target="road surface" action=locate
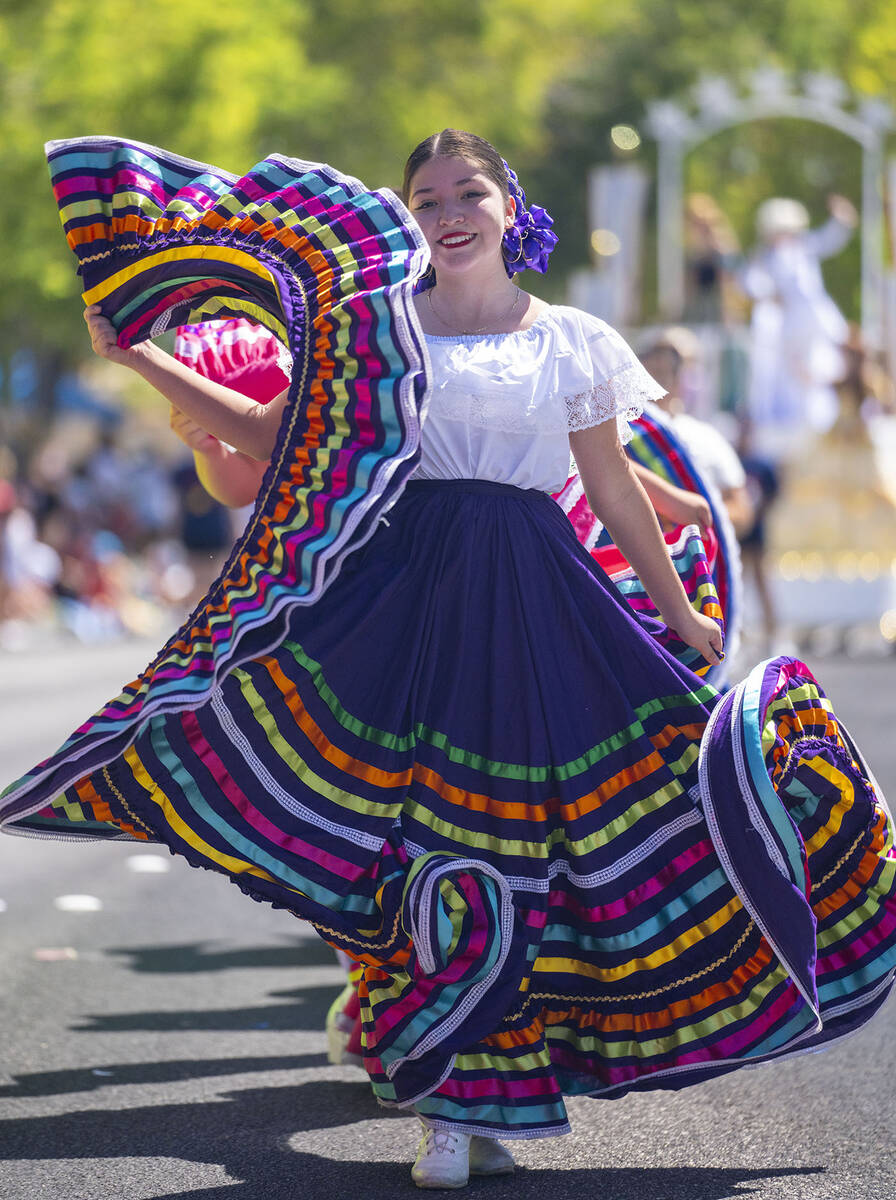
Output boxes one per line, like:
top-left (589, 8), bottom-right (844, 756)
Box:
top-left (1, 636), bottom-right (894, 1199)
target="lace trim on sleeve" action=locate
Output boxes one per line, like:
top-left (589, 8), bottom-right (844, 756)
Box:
top-left (565, 362), bottom-right (665, 443)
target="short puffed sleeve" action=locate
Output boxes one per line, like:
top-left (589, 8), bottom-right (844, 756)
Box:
top-left (552, 307), bottom-right (666, 443)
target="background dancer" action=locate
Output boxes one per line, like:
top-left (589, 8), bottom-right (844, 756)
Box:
top-left (638, 327), bottom-right (753, 537)
top-left (738, 193), bottom-right (858, 462)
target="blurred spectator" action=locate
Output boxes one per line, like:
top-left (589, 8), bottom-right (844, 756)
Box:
top-left (768, 326), bottom-right (896, 569)
top-left (169, 454), bottom-right (238, 607)
top-left (638, 327), bottom-right (754, 537)
top-left (0, 415), bottom-right (213, 648)
top-left (683, 193), bottom-right (743, 326)
top-left (0, 477), bottom-right (61, 648)
top-left (735, 423), bottom-right (782, 655)
top-left (738, 193), bottom-right (858, 461)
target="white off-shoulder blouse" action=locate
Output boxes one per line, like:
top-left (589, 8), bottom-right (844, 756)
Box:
top-left (416, 305), bottom-right (665, 493)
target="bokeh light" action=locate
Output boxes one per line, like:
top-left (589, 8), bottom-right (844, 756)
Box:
top-left (610, 124), bottom-right (641, 151)
top-left (590, 229), bottom-right (621, 256)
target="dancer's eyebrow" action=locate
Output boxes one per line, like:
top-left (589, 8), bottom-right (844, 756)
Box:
top-left (411, 177), bottom-right (476, 197)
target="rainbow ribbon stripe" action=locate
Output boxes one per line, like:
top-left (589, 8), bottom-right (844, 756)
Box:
top-left (598, 524), bottom-right (724, 676)
top-left (1, 137), bottom-right (429, 820)
top-left (556, 405), bottom-right (742, 681)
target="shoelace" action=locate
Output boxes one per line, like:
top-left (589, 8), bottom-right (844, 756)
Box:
top-left (421, 1128), bottom-right (462, 1156)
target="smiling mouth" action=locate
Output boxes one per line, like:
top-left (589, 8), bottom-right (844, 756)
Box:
top-left (438, 233), bottom-right (476, 248)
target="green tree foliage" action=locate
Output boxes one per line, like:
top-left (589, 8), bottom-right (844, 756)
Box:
top-left (534, 0), bottom-right (895, 314)
top-left (0, 0), bottom-right (892, 392)
top-left (0, 0), bottom-right (604, 382)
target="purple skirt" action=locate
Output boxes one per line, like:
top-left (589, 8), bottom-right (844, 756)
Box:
top-left (4, 479), bottom-right (894, 1138)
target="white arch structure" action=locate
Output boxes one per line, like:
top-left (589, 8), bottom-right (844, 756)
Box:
top-left (645, 69), bottom-right (893, 346)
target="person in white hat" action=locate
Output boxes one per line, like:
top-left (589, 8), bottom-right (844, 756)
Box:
top-left (739, 193), bottom-right (857, 461)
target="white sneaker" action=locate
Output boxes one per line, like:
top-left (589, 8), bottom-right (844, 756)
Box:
top-left (469, 1135), bottom-right (514, 1175)
top-left (411, 1122), bottom-right (471, 1190)
top-left (325, 982), bottom-right (361, 1067)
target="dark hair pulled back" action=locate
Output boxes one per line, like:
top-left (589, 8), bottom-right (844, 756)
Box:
top-left (401, 129), bottom-right (509, 205)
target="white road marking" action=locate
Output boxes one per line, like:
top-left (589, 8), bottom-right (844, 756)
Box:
top-left (33, 947), bottom-right (79, 961)
top-left (53, 894), bottom-right (103, 912)
top-left (126, 854), bottom-right (171, 873)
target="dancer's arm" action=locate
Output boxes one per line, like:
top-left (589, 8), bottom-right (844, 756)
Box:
top-left (721, 483), bottom-right (754, 537)
top-left (631, 463), bottom-right (713, 535)
top-left (85, 306), bottom-right (286, 461)
top-left (804, 195), bottom-right (857, 260)
top-left (169, 406), bottom-right (269, 507)
top-left (570, 421), bottom-right (724, 665)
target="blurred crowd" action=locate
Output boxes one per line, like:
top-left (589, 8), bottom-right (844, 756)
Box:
top-left (0, 421), bottom-right (242, 650)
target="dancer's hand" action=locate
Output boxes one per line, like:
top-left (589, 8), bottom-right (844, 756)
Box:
top-left (83, 304), bottom-right (149, 368)
top-left (658, 487), bottom-right (713, 536)
top-left (169, 404), bottom-right (219, 454)
top-left (827, 194), bottom-right (858, 228)
top-left (669, 609), bottom-right (725, 668)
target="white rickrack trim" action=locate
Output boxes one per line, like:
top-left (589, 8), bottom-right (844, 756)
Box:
top-left (150, 306), bottom-right (176, 338)
top-left (401, 806), bottom-right (704, 893)
top-left (385, 856), bottom-right (516, 1079)
top-left (582, 517), bottom-right (604, 551)
top-left (697, 685), bottom-right (821, 1024)
top-left (209, 690), bottom-right (385, 851)
top-left (553, 473), bottom-right (585, 515)
top-left (554, 471), bottom-right (604, 549)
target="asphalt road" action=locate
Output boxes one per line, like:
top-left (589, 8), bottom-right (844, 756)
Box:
top-left (1, 635), bottom-right (894, 1200)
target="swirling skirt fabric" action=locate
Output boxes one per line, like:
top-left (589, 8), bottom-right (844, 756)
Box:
top-left (1, 139), bottom-right (894, 1139)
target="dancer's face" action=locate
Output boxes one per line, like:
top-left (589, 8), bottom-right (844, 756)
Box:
top-left (641, 347), bottom-right (682, 395)
top-left (407, 155), bottom-right (514, 281)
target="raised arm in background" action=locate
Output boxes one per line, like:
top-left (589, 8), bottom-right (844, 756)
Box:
top-left (84, 306), bottom-right (287, 461)
top-left (168, 406), bottom-right (269, 508)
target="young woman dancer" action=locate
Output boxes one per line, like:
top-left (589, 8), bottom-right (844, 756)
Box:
top-left (3, 130), bottom-right (894, 1190)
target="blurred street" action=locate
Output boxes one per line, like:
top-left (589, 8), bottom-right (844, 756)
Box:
top-left (0, 635), bottom-right (894, 1200)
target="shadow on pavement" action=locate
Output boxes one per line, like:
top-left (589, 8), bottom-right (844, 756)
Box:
top-left (105, 938), bottom-right (339, 974)
top-left (157, 1165), bottom-right (825, 1200)
top-left (68, 982), bottom-right (335, 1034)
top-left (0, 1077), bottom-right (825, 1199)
top-left (0, 1053), bottom-right (329, 1098)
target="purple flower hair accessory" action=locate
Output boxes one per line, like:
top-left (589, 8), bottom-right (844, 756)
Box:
top-left (501, 161), bottom-right (558, 277)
